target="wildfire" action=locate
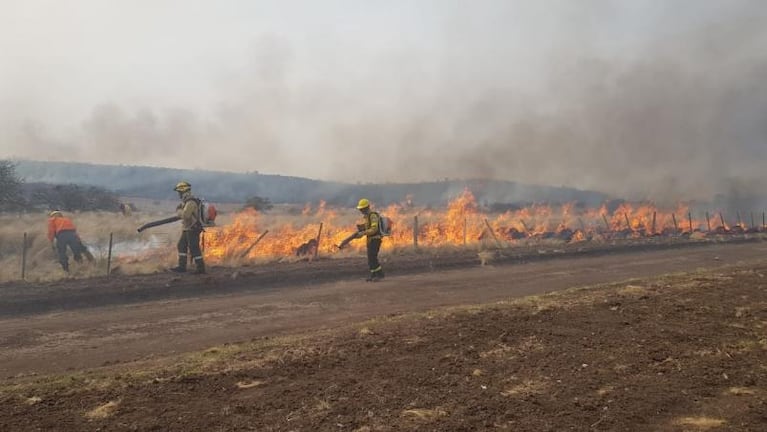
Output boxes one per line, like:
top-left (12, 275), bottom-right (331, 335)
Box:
top-left (199, 189), bottom-right (759, 263)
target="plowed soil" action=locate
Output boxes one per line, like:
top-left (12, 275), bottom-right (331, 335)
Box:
top-left (0, 239), bottom-right (766, 431)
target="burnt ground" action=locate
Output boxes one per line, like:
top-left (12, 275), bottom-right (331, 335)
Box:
top-left (0, 235), bottom-right (761, 317)
top-left (0, 241), bottom-right (766, 430)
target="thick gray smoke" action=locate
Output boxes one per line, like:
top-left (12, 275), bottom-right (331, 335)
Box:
top-left (1, 0), bottom-right (766, 204)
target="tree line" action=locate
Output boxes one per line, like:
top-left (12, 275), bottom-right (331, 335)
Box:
top-left (0, 160), bottom-right (121, 213)
top-left (13, 160), bottom-right (610, 207)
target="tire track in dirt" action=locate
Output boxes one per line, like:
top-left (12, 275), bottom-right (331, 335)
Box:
top-left (0, 237), bottom-right (761, 317)
top-left (0, 240), bottom-right (765, 377)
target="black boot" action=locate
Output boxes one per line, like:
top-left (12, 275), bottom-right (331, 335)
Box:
top-left (193, 258), bottom-right (206, 274)
top-left (370, 269), bottom-right (384, 281)
top-left (366, 269), bottom-right (384, 282)
top-left (170, 255), bottom-right (187, 273)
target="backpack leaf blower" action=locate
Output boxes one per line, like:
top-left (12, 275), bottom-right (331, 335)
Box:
top-left (137, 216), bottom-right (181, 233)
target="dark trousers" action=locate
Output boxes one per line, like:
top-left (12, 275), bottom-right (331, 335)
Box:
top-left (367, 238), bottom-right (382, 274)
top-left (56, 230), bottom-right (84, 271)
top-left (177, 229), bottom-right (203, 268)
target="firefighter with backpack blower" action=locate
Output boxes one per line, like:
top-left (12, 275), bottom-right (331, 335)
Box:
top-left (337, 198), bottom-right (389, 281)
top-left (170, 181), bottom-right (207, 274)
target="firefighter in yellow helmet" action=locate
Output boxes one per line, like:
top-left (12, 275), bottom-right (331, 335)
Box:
top-left (354, 198), bottom-right (385, 281)
top-left (170, 181), bottom-right (206, 274)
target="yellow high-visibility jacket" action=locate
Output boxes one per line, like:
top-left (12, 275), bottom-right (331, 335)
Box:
top-left (177, 195), bottom-right (201, 231)
top-left (361, 212), bottom-right (382, 241)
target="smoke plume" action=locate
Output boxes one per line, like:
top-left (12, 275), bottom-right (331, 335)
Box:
top-left (1, 0), bottom-right (766, 203)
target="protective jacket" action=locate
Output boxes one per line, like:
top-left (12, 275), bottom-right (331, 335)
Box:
top-left (177, 193), bottom-right (201, 231)
top-left (48, 217), bottom-right (77, 241)
top-left (360, 212), bottom-right (382, 241)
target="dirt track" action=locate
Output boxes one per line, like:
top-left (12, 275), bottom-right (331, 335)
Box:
top-left (1, 240), bottom-right (765, 378)
top-left (0, 236), bottom-right (754, 317)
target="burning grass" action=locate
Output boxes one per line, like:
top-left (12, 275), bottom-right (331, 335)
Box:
top-left (2, 190), bottom-right (764, 283)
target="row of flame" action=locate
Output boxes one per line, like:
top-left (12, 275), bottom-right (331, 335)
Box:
top-left (201, 189), bottom-right (759, 261)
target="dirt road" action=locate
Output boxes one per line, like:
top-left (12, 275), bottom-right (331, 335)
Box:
top-left (1, 241), bottom-right (765, 377)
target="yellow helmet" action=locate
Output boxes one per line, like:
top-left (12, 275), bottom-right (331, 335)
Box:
top-left (356, 198), bottom-right (370, 210)
top-left (174, 181), bottom-right (192, 193)
top-left (49, 210), bottom-right (63, 218)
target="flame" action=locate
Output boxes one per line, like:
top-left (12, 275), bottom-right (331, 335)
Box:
top-left (186, 190), bottom-right (752, 264)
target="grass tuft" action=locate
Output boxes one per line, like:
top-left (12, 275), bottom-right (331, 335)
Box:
top-left (84, 400), bottom-right (120, 420)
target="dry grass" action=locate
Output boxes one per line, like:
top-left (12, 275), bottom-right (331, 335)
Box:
top-left (617, 284), bottom-right (650, 296)
top-left (0, 211), bottom-right (177, 282)
top-left (1, 204), bottom-right (386, 282)
top-left (314, 399), bottom-right (332, 412)
top-left (8, 203), bottom-right (720, 283)
top-left (500, 378), bottom-right (549, 397)
top-left (674, 416), bottom-right (726, 429)
top-left (0, 206), bottom-right (562, 283)
top-left (235, 380), bottom-right (264, 389)
top-left (596, 385), bottom-right (614, 396)
top-left (477, 250), bottom-right (498, 266)
top-left (726, 387), bottom-right (757, 396)
top-left (24, 396), bottom-right (42, 405)
top-left (358, 326), bottom-right (375, 335)
top-left (84, 400), bottom-right (120, 419)
top-left (401, 408), bottom-right (448, 421)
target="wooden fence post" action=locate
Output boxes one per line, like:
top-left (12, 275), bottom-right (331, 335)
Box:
top-left (107, 232), bottom-right (114, 276)
top-left (484, 218), bottom-right (503, 249)
top-left (413, 215), bottom-right (419, 248)
top-left (520, 220), bottom-right (531, 237)
top-left (314, 222), bottom-right (323, 259)
top-left (688, 212), bottom-right (693, 233)
top-left (21, 232), bottom-right (28, 281)
top-left (240, 230), bottom-right (269, 259)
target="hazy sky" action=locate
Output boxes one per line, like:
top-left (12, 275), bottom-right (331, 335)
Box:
top-left (1, 0), bottom-right (766, 200)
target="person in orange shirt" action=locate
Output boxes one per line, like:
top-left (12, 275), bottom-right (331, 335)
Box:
top-left (47, 210), bottom-right (88, 272)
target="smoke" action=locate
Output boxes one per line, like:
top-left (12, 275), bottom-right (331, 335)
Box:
top-left (1, 0), bottom-right (766, 203)
top-left (323, 0), bottom-right (767, 204)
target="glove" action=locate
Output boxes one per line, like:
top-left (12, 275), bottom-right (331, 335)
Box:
top-left (354, 231), bottom-right (365, 239)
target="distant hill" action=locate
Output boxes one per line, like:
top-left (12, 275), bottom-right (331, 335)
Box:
top-left (13, 160), bottom-right (609, 207)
